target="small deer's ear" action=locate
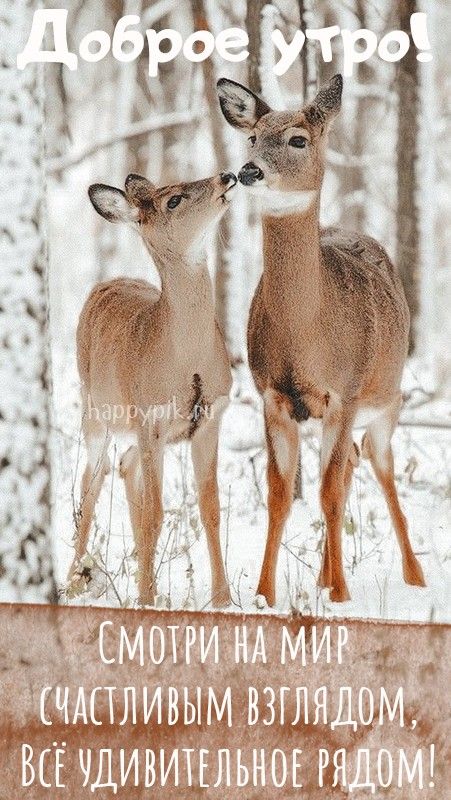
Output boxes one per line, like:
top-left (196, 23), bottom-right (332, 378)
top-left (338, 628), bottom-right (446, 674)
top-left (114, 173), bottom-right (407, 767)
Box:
top-left (217, 78), bottom-right (271, 131)
top-left (124, 173), bottom-right (156, 208)
top-left (305, 74), bottom-right (343, 126)
top-left (88, 184), bottom-right (139, 224)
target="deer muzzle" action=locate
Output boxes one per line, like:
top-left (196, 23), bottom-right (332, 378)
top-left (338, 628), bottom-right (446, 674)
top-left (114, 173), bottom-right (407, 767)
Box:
top-left (216, 172), bottom-right (237, 203)
top-left (238, 162), bottom-right (264, 186)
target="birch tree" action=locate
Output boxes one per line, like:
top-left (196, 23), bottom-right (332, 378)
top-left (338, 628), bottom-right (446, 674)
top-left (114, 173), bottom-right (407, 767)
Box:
top-left (246, 0), bottom-right (267, 94)
top-left (0, 0), bottom-right (57, 602)
top-left (192, 0), bottom-right (245, 362)
top-left (298, 0), bottom-right (319, 100)
top-left (396, 0), bottom-right (420, 353)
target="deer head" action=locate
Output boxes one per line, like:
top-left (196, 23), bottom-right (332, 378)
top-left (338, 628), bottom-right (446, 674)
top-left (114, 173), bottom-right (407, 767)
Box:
top-left (217, 75), bottom-right (342, 198)
top-left (88, 171), bottom-right (237, 254)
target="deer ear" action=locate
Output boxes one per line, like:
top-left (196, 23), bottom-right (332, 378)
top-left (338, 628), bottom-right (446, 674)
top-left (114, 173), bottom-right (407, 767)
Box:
top-left (217, 78), bottom-right (271, 131)
top-left (124, 173), bottom-right (156, 208)
top-left (305, 74), bottom-right (343, 126)
top-left (88, 184), bottom-right (139, 224)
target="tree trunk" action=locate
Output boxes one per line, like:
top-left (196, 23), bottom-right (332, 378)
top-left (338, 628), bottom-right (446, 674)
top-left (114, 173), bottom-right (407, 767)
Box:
top-left (0, 0), bottom-right (57, 603)
top-left (95, 0), bottom-right (142, 282)
top-left (246, 0), bottom-right (266, 94)
top-left (396, 0), bottom-right (420, 354)
top-left (298, 0), bottom-right (319, 101)
top-left (335, 0), bottom-right (375, 232)
top-left (192, 0), bottom-right (243, 362)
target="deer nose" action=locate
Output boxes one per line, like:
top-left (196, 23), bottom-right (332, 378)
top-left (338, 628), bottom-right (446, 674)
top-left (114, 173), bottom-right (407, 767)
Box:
top-left (238, 162), bottom-right (264, 186)
top-left (220, 172), bottom-right (237, 186)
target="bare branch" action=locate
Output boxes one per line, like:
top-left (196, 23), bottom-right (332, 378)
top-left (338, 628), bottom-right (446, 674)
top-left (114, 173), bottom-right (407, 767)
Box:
top-left (47, 110), bottom-right (198, 174)
top-left (398, 417), bottom-right (451, 430)
top-left (141, 0), bottom-right (180, 28)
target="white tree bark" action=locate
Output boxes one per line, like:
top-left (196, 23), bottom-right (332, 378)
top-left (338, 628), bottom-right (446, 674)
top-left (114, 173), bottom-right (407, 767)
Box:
top-left (417, 0), bottom-right (437, 368)
top-left (259, 4), bottom-right (285, 109)
top-left (0, 0), bottom-right (56, 602)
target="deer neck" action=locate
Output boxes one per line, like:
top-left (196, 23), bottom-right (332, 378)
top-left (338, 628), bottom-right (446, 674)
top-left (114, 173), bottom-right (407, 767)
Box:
top-left (261, 193), bottom-right (322, 321)
top-left (146, 241), bottom-right (215, 330)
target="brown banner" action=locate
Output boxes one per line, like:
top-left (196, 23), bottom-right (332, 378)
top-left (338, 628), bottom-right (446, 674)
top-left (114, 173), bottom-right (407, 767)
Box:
top-left (0, 604), bottom-right (449, 798)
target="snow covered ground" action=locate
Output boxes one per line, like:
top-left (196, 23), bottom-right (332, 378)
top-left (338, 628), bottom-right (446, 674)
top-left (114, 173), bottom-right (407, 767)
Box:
top-left (52, 214), bottom-right (451, 622)
top-left (51, 360), bottom-right (451, 622)
top-left (48, 180), bottom-right (451, 623)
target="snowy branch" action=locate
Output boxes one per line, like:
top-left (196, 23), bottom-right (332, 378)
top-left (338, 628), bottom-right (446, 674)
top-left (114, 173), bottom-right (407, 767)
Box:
top-left (48, 110), bottom-right (199, 174)
top-left (397, 417), bottom-right (451, 430)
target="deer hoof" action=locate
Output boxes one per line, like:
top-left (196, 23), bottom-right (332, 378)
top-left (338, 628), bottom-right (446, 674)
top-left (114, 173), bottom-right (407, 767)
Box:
top-left (317, 566), bottom-right (333, 589)
top-left (138, 590), bottom-right (155, 608)
top-left (329, 583), bottom-right (351, 603)
top-left (255, 594), bottom-right (268, 610)
top-left (256, 582), bottom-right (275, 608)
top-left (213, 586), bottom-right (232, 608)
top-left (404, 559), bottom-right (426, 588)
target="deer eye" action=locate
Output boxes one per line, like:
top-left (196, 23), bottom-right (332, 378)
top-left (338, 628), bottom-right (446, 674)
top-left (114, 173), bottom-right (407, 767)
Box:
top-left (248, 135), bottom-right (256, 146)
top-left (289, 135), bottom-right (307, 148)
top-left (167, 194), bottom-right (182, 209)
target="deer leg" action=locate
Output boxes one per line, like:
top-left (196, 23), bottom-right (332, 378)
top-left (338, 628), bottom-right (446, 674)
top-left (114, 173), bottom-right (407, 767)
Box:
top-left (136, 435), bottom-right (164, 606)
top-left (318, 440), bottom-right (359, 589)
top-left (362, 399), bottom-right (425, 588)
top-left (68, 428), bottom-right (110, 580)
top-left (344, 441), bottom-right (360, 501)
top-left (257, 389), bottom-right (299, 607)
top-left (319, 402), bottom-right (355, 602)
top-left (191, 396), bottom-right (230, 608)
top-left (119, 445), bottom-right (143, 555)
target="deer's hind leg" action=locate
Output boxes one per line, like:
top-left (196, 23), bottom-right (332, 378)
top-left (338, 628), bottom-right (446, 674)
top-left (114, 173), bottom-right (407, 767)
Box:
top-left (136, 430), bottom-right (164, 606)
top-left (318, 397), bottom-right (356, 602)
top-left (319, 440), bottom-right (360, 590)
top-left (362, 397), bottom-right (425, 588)
top-left (191, 396), bottom-right (231, 608)
top-left (257, 389), bottom-right (300, 607)
top-left (69, 420), bottom-right (111, 580)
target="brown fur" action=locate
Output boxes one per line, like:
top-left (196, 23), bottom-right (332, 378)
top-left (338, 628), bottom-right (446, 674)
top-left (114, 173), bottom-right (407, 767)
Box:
top-left (218, 75), bottom-right (425, 604)
top-left (70, 172), bottom-right (235, 607)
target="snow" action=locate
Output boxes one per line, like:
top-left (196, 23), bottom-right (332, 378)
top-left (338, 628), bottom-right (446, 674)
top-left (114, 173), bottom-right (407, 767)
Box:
top-left (0, 0), bottom-right (55, 603)
top-left (51, 353), bottom-right (451, 622)
top-left (47, 174), bottom-right (451, 623)
top-left (2, 0), bottom-right (448, 618)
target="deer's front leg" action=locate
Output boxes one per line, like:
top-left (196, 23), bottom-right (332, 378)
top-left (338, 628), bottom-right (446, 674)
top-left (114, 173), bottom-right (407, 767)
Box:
top-left (191, 396), bottom-right (230, 608)
top-left (257, 389), bottom-right (299, 607)
top-left (136, 433), bottom-right (164, 607)
top-left (319, 401), bottom-right (355, 602)
top-left (68, 426), bottom-right (111, 582)
top-left (119, 445), bottom-right (142, 555)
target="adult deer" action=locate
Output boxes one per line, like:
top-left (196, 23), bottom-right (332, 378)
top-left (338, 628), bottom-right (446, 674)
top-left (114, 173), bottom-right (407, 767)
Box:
top-left (217, 74), bottom-right (425, 604)
top-left (69, 171), bottom-right (237, 606)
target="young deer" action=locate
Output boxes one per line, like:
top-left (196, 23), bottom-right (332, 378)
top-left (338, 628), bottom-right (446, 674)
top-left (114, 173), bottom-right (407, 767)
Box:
top-left (70, 171), bottom-right (237, 606)
top-left (217, 74), bottom-right (426, 604)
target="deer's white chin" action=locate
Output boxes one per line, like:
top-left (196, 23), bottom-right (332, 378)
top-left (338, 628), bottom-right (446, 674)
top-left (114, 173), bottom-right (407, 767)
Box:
top-left (251, 186), bottom-right (317, 216)
top-left (216, 181), bottom-right (237, 205)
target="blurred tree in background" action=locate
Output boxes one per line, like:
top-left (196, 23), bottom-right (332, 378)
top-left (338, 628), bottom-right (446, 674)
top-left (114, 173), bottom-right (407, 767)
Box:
top-left (0, 0), bottom-right (57, 602)
top-left (396, 0), bottom-right (421, 354)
